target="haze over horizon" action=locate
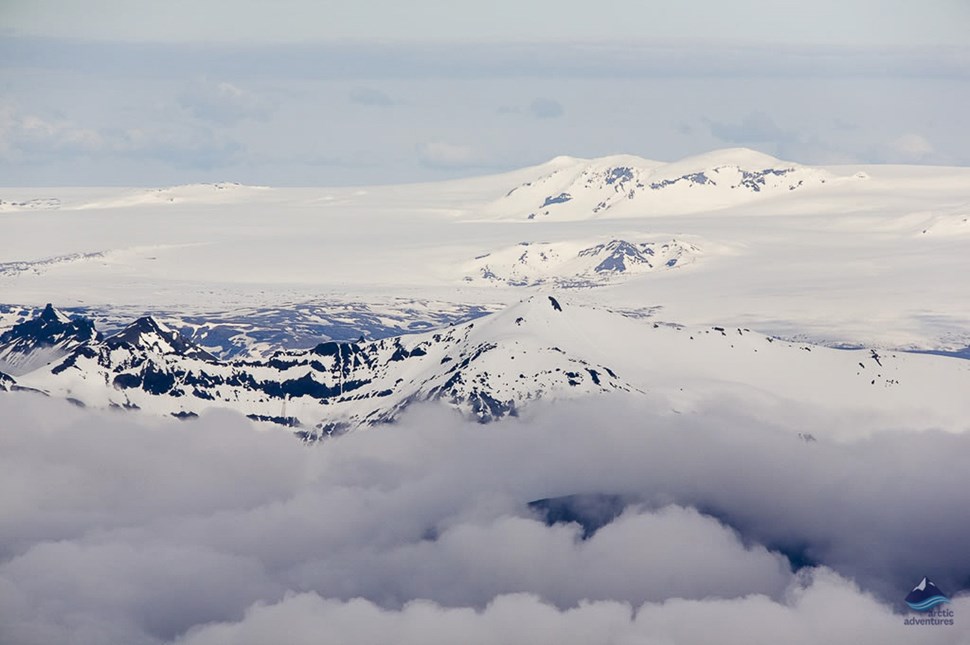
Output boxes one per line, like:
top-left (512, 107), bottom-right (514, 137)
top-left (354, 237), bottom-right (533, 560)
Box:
top-left (2, 0), bottom-right (969, 186)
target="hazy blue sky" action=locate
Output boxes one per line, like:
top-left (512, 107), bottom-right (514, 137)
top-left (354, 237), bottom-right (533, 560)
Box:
top-left (6, 0), bottom-right (969, 45)
top-left (2, 1), bottom-right (968, 185)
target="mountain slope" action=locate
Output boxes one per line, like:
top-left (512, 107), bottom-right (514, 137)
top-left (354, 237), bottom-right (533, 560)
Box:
top-left (482, 148), bottom-right (854, 220)
top-left (14, 296), bottom-right (970, 440)
top-left (0, 304), bottom-right (101, 376)
top-left (462, 238), bottom-right (700, 287)
top-left (103, 316), bottom-right (216, 361)
top-left (20, 297), bottom-right (638, 437)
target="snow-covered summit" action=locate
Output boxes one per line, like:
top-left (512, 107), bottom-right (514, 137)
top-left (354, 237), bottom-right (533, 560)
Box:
top-left (21, 295), bottom-right (638, 435)
top-left (483, 147), bottom-right (846, 220)
top-left (105, 316), bottom-right (216, 361)
top-left (14, 296), bottom-right (970, 440)
top-left (71, 182), bottom-right (272, 210)
top-left (0, 197), bottom-right (61, 212)
top-left (0, 304), bottom-right (100, 376)
top-left (463, 237), bottom-right (699, 287)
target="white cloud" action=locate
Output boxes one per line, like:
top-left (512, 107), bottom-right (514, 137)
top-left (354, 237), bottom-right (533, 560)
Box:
top-left (708, 111), bottom-right (787, 143)
top-left (3, 36), bottom-right (969, 185)
top-left (176, 571), bottom-right (964, 645)
top-left (529, 98), bottom-right (564, 120)
top-left (416, 141), bottom-right (481, 169)
top-left (1, 392), bottom-right (969, 643)
top-left (349, 87), bottom-right (397, 107)
top-left (0, 103), bottom-right (105, 159)
top-left (884, 133), bottom-right (936, 162)
top-left (0, 102), bottom-right (243, 170)
top-left (293, 506), bottom-right (791, 608)
top-left (178, 79), bottom-right (273, 124)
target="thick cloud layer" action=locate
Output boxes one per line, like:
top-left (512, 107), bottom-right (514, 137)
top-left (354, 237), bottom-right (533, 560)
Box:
top-left (1, 391), bottom-right (968, 644)
top-left (175, 573), bottom-right (970, 645)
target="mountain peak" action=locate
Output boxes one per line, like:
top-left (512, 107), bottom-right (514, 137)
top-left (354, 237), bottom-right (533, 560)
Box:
top-left (14, 297), bottom-right (970, 438)
top-left (0, 304), bottom-right (101, 376)
top-left (486, 147), bottom-right (839, 221)
top-left (132, 315), bottom-right (170, 334)
top-left (106, 315), bottom-right (214, 361)
top-left (462, 236), bottom-right (698, 287)
top-left (40, 303), bottom-right (73, 324)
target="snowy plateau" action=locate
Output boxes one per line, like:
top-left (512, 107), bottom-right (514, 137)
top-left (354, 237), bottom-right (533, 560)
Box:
top-left (6, 147), bottom-right (970, 645)
top-left (1, 148), bottom-right (970, 438)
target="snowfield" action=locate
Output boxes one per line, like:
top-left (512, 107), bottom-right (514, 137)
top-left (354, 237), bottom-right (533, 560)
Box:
top-left (3, 148), bottom-right (970, 645)
top-left (1, 148), bottom-right (969, 437)
top-left (1, 148), bottom-right (968, 354)
top-left (6, 295), bottom-right (970, 439)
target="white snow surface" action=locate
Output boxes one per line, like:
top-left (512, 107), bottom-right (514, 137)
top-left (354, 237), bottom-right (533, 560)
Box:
top-left (16, 295), bottom-right (970, 438)
top-left (481, 148), bottom-right (840, 221)
top-left (462, 238), bottom-right (700, 287)
top-left (1, 148), bottom-right (969, 352)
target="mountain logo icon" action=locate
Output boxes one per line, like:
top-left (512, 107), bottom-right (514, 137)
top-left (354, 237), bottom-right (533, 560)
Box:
top-left (905, 577), bottom-right (951, 612)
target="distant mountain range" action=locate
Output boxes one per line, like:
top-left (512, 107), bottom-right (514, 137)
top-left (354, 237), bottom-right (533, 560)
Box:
top-left (5, 297), bottom-right (970, 441)
top-left (463, 238), bottom-right (700, 287)
top-left (0, 300), bottom-right (497, 361)
top-left (2, 147), bottom-right (969, 435)
top-left (482, 148), bottom-right (865, 220)
top-left (0, 303), bottom-right (101, 375)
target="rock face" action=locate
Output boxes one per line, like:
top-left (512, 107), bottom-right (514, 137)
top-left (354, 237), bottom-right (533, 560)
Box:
top-left (19, 296), bottom-right (637, 438)
top-left (103, 316), bottom-right (216, 361)
top-left (0, 304), bottom-right (101, 376)
top-left (11, 295), bottom-right (970, 442)
top-left (464, 238), bottom-right (699, 287)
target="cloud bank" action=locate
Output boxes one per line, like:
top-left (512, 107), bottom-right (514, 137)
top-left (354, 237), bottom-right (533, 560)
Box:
top-left (178, 79), bottom-right (273, 124)
top-left (177, 572), bottom-right (966, 645)
top-left (1, 391), bottom-right (968, 644)
top-left (3, 34), bottom-right (969, 185)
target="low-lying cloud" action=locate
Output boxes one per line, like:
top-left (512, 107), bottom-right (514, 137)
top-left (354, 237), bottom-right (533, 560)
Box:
top-left (0, 102), bottom-right (243, 170)
top-left (528, 98), bottom-right (564, 120)
top-left (1, 391), bottom-right (968, 644)
top-left (177, 572), bottom-right (968, 645)
top-left (178, 79), bottom-right (273, 124)
top-left (349, 87), bottom-right (397, 107)
top-left (416, 141), bottom-right (483, 169)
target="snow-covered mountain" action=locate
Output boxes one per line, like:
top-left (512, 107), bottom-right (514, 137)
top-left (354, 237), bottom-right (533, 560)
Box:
top-left (71, 182), bottom-right (274, 210)
top-left (103, 316), bottom-right (217, 361)
top-left (14, 296), bottom-right (970, 440)
top-left (20, 296), bottom-right (636, 438)
top-left (2, 148), bottom-right (969, 363)
top-left (0, 304), bottom-right (101, 376)
top-left (0, 300), bottom-right (498, 361)
top-left (463, 238), bottom-right (700, 287)
top-left (483, 148), bottom-right (855, 220)
top-left (0, 197), bottom-right (61, 212)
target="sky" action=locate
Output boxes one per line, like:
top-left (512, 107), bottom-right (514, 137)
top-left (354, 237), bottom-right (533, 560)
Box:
top-left (1, 1), bottom-right (969, 185)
